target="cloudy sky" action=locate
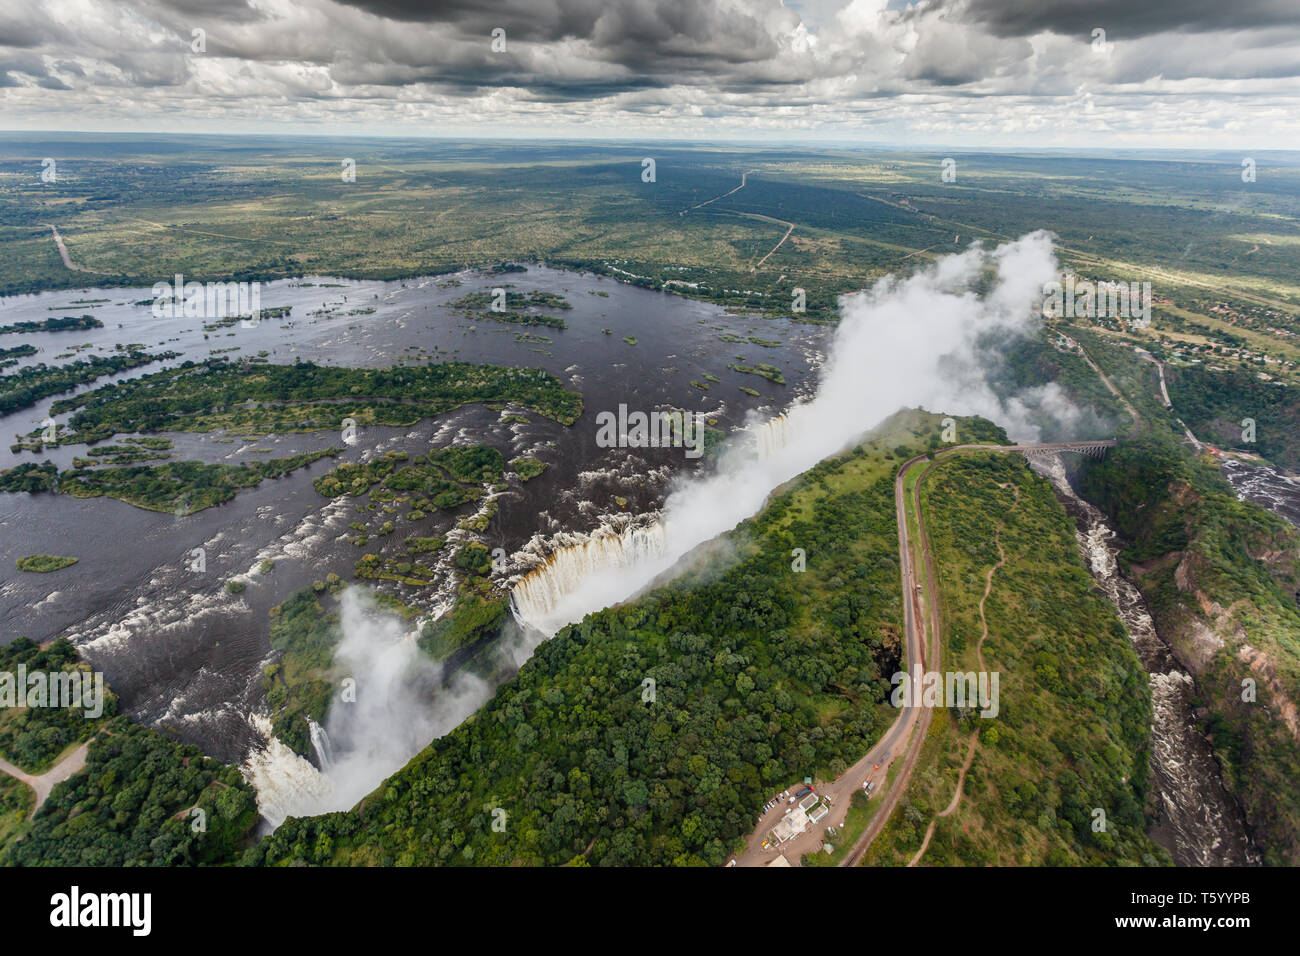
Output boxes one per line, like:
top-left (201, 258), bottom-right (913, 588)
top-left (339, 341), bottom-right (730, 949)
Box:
top-left (3, 0), bottom-right (1299, 146)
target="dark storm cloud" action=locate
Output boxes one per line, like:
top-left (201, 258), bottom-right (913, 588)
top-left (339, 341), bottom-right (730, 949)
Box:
top-left (336, 0), bottom-right (786, 65)
top-left (336, 0), bottom-right (601, 38)
top-left (3, 0), bottom-right (1298, 143)
top-left (946, 0), bottom-right (1300, 39)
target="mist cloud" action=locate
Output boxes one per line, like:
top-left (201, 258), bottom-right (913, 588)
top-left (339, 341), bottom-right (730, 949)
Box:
top-left (246, 587), bottom-right (489, 825)
top-left (514, 230), bottom-right (1065, 636)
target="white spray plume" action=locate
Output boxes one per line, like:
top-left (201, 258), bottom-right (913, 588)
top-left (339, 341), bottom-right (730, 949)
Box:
top-left (250, 232), bottom-right (1066, 822)
top-left (514, 231), bottom-right (1065, 636)
top-left (247, 587), bottom-right (488, 824)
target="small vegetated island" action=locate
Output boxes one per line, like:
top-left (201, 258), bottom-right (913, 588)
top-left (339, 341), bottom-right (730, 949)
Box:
top-left (15, 554), bottom-right (78, 573)
top-left (728, 361), bottom-right (786, 385)
top-left (448, 289), bottom-right (572, 329)
top-left (0, 358), bottom-right (582, 514)
top-left (1, 345), bottom-right (176, 417)
top-left (510, 456), bottom-right (547, 481)
top-left (0, 345), bottom-right (37, 370)
top-left (0, 314), bottom-right (102, 336)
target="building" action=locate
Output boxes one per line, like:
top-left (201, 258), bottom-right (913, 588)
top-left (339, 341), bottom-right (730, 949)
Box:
top-left (770, 806), bottom-right (810, 844)
top-left (770, 793), bottom-right (828, 844)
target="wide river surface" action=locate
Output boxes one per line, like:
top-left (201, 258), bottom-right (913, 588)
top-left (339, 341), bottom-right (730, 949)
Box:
top-left (0, 267), bottom-right (824, 766)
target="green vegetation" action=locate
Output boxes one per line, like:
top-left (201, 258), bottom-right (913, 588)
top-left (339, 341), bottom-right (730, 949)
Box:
top-left (1, 347), bottom-right (172, 417)
top-left (15, 554), bottom-right (77, 573)
top-left (41, 358), bottom-right (582, 445)
top-left (418, 595), bottom-right (509, 663)
top-left (728, 362), bottom-right (786, 385)
top-left (868, 452), bottom-right (1165, 866)
top-left (1167, 364), bottom-right (1300, 470)
top-left (0, 344), bottom-right (36, 366)
top-left (51, 447), bottom-right (340, 514)
top-left (0, 638), bottom-right (115, 774)
top-left (994, 327), bottom-right (1130, 439)
top-left (449, 289), bottom-right (571, 329)
top-left (72, 440), bottom-right (174, 467)
top-left (510, 456), bottom-right (547, 481)
top-left (0, 776), bottom-right (33, 848)
top-left (316, 445), bottom-right (504, 584)
top-left (2, 719), bottom-right (258, 866)
top-left (1080, 437), bottom-right (1300, 864)
top-left (264, 584), bottom-right (345, 757)
top-left (0, 314), bottom-right (101, 335)
top-left (0, 462), bottom-right (57, 492)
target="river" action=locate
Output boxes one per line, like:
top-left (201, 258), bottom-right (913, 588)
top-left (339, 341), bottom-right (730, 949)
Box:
top-left (0, 266), bottom-right (823, 813)
top-left (1034, 453), bottom-right (1260, 866)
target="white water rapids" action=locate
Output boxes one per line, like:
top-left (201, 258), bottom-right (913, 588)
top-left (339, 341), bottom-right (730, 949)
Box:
top-left (1034, 454), bottom-right (1259, 866)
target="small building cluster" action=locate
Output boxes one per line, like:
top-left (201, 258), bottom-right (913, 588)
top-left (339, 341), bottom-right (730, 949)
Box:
top-left (769, 788), bottom-right (828, 845)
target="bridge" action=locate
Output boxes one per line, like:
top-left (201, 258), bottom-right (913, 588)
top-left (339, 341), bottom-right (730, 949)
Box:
top-left (1011, 439), bottom-right (1117, 461)
top-left (940, 439), bottom-right (1118, 462)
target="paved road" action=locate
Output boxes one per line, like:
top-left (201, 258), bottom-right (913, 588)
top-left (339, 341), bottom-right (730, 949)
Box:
top-left (733, 450), bottom-right (932, 867)
top-left (733, 438), bottom-right (1117, 867)
top-left (1135, 347), bottom-right (1203, 449)
top-left (840, 451), bottom-right (940, 865)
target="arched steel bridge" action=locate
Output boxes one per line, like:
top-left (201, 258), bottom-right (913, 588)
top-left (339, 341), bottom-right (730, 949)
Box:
top-left (939, 439), bottom-right (1118, 461)
top-left (1010, 439), bottom-right (1117, 461)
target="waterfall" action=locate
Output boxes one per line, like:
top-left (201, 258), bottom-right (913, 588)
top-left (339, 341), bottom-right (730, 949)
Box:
top-left (510, 520), bottom-right (670, 635)
top-left (508, 233), bottom-right (1066, 641)
top-left (242, 714), bottom-right (333, 828)
top-left (308, 719), bottom-right (334, 771)
top-left (244, 589), bottom-right (489, 826)
top-left (508, 413), bottom-right (796, 637)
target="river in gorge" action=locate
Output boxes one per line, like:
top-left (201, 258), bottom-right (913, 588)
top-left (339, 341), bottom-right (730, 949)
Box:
top-left (1033, 453), bottom-right (1261, 866)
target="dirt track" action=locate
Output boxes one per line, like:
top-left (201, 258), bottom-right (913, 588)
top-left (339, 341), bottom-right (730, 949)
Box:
top-left (0, 741), bottom-right (92, 816)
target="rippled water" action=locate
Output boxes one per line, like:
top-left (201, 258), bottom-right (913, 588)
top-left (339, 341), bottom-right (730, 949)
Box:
top-left (1221, 457), bottom-right (1300, 530)
top-left (0, 267), bottom-right (824, 770)
top-left (1034, 453), bottom-right (1259, 867)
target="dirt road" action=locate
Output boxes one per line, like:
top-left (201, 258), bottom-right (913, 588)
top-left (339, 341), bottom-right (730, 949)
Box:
top-left (0, 741), bottom-right (91, 816)
top-left (42, 223), bottom-right (105, 274)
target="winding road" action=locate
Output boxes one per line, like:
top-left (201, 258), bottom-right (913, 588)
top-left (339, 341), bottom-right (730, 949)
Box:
top-left (732, 437), bottom-right (1116, 866)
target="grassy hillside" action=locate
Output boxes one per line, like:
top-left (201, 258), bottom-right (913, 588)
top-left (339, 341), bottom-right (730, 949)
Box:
top-left (867, 452), bottom-right (1165, 866)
